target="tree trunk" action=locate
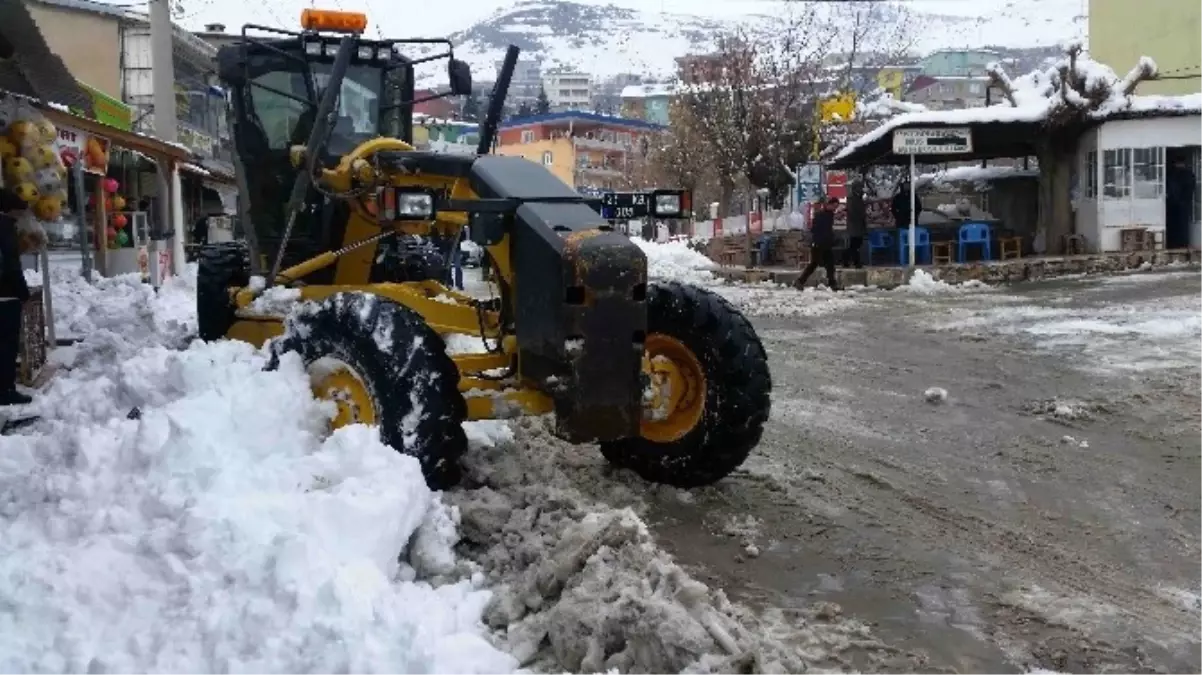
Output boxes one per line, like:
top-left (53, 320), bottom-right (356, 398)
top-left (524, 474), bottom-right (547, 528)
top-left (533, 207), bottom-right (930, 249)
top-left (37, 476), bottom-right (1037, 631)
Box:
top-left (1036, 137), bottom-right (1077, 255)
top-left (718, 177), bottom-right (735, 221)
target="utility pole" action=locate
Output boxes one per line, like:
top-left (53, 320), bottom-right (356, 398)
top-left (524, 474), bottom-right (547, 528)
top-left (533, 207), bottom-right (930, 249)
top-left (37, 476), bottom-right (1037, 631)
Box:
top-left (149, 0), bottom-right (177, 143)
top-left (148, 0), bottom-right (185, 279)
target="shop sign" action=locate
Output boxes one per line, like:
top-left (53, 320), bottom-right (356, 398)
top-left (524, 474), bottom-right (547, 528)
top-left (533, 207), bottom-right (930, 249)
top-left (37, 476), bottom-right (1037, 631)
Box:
top-left (55, 125), bottom-right (111, 176)
top-left (177, 126), bottom-right (215, 158)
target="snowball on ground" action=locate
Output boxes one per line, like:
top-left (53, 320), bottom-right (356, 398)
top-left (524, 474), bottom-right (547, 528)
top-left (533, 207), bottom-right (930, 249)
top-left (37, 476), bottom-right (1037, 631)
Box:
top-left (0, 265), bottom-right (516, 673)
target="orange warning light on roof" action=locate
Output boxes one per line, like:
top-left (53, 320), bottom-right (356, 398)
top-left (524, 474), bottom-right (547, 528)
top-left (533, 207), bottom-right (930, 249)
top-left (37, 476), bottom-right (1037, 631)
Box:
top-left (300, 9), bottom-right (368, 34)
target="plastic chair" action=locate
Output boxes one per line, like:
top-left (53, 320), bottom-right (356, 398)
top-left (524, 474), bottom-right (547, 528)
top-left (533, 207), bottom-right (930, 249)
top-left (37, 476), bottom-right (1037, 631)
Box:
top-left (897, 227), bottom-right (931, 264)
top-left (957, 222), bottom-right (992, 261)
top-left (867, 230), bottom-right (892, 266)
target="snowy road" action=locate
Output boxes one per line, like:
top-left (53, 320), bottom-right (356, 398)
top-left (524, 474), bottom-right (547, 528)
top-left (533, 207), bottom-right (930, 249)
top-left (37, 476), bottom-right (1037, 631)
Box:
top-left (4, 247), bottom-right (1198, 673)
top-left (636, 267), bottom-right (1202, 673)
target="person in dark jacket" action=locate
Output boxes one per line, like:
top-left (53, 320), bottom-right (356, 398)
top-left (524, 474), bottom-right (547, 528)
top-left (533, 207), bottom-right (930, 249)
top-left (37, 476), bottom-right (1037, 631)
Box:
top-left (795, 197), bottom-right (839, 290)
top-left (1166, 157), bottom-right (1196, 250)
top-left (0, 187), bottom-right (32, 405)
top-left (843, 177), bottom-right (866, 268)
top-left (891, 179), bottom-right (921, 229)
top-left (191, 213), bottom-right (210, 247)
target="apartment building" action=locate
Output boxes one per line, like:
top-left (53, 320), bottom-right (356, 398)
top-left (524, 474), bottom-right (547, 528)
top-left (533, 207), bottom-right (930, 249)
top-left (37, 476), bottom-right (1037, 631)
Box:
top-left (495, 111), bottom-right (661, 192)
top-left (542, 70), bottom-right (592, 111)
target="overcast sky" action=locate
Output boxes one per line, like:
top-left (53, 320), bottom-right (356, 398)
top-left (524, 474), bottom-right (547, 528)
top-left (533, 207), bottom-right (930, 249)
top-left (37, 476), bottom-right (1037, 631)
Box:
top-left (155, 0), bottom-right (1082, 41)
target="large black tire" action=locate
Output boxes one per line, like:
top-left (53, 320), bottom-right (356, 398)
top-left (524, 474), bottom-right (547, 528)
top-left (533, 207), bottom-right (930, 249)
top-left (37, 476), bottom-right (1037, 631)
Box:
top-left (267, 292), bottom-right (467, 490)
top-left (197, 242), bottom-right (251, 341)
top-left (600, 282), bottom-right (772, 487)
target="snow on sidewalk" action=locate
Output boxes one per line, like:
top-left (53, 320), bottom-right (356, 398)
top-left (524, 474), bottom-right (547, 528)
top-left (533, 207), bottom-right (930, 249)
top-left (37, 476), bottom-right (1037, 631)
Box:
top-left (0, 266), bottom-right (516, 673)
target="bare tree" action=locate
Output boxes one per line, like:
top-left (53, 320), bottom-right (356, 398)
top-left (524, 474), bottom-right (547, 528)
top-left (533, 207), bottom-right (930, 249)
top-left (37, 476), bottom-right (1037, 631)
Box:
top-left (987, 43), bottom-right (1157, 253)
top-left (664, 0), bottom-right (918, 216)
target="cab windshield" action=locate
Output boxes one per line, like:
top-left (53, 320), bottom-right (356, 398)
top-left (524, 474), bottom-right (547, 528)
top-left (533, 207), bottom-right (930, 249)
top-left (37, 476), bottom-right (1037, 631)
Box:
top-left (248, 61), bottom-right (383, 156)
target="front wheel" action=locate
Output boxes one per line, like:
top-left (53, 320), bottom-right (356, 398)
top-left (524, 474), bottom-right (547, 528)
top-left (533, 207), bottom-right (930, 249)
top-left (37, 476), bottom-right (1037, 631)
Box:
top-left (599, 282), bottom-right (772, 487)
top-left (267, 293), bottom-right (467, 490)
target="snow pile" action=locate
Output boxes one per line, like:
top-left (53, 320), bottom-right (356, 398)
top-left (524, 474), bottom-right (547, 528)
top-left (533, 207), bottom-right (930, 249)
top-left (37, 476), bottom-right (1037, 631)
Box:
top-left (33, 264), bottom-right (197, 345)
top-left (448, 418), bottom-right (891, 673)
top-left (896, 269), bottom-right (987, 295)
top-left (631, 237), bottom-right (717, 284)
top-left (0, 271), bottom-right (517, 673)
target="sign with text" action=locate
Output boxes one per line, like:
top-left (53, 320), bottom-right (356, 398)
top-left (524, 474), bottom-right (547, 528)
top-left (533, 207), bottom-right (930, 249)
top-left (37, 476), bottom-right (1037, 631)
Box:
top-left (891, 127), bottom-right (973, 155)
top-left (55, 125), bottom-right (110, 175)
top-left (600, 191), bottom-right (649, 220)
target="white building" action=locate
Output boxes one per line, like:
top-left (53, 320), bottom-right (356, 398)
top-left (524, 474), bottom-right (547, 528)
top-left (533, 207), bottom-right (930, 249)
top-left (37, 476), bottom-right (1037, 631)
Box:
top-left (1074, 110), bottom-right (1202, 251)
top-left (542, 71), bottom-right (592, 112)
top-left (500, 58), bottom-right (543, 108)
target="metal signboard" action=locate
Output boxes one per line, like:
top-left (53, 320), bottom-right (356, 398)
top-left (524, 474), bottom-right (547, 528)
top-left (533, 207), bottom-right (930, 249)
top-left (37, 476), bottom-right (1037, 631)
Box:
top-left (600, 191), bottom-right (650, 220)
top-left (891, 127), bottom-right (973, 155)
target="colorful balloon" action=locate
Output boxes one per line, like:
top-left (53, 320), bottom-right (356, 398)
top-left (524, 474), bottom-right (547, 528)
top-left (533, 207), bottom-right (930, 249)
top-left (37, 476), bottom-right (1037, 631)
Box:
top-left (112, 213), bottom-right (128, 229)
top-left (103, 177), bottom-right (119, 194)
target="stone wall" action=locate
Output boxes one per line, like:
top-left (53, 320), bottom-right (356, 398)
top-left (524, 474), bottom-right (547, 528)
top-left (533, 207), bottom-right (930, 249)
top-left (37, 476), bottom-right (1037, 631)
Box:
top-left (713, 249), bottom-right (1201, 289)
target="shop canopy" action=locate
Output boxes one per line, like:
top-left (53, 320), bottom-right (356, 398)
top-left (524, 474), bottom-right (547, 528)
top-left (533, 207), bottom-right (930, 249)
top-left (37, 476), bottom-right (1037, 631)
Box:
top-left (826, 118), bottom-right (1045, 169)
top-left (38, 103), bottom-right (193, 164)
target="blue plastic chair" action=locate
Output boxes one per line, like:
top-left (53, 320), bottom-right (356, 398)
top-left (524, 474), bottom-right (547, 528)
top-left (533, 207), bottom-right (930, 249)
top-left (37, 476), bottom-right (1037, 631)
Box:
top-left (957, 222), bottom-right (992, 262)
top-left (897, 227), bottom-right (931, 264)
top-left (867, 230), bottom-right (892, 266)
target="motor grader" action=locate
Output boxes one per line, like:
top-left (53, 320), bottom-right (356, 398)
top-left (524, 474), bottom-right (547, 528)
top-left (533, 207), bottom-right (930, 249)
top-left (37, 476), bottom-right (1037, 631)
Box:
top-left (200, 8), bottom-right (772, 489)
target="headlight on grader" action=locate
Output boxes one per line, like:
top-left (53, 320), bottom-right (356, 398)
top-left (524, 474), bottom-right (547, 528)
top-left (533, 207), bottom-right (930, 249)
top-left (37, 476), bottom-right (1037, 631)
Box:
top-left (653, 193), bottom-right (681, 218)
top-left (398, 192), bottom-right (434, 219)
top-left (377, 187), bottom-right (437, 221)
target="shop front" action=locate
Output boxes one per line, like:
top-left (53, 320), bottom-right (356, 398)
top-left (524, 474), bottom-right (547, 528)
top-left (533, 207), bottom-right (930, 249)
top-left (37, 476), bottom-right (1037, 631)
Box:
top-left (39, 102), bottom-right (193, 284)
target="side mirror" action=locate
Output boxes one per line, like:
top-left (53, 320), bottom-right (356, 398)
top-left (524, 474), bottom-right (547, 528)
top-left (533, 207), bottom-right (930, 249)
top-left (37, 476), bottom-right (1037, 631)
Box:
top-left (449, 59), bottom-right (472, 96)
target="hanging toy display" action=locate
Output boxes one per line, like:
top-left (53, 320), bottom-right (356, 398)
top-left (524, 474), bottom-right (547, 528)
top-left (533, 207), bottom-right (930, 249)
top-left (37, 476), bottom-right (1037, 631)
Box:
top-left (0, 96), bottom-right (70, 251)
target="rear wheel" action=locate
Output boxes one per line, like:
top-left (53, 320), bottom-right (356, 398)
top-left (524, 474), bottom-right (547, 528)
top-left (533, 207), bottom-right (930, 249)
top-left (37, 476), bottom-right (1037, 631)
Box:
top-left (600, 282), bottom-right (772, 487)
top-left (197, 242), bottom-right (250, 341)
top-left (268, 292), bottom-right (467, 490)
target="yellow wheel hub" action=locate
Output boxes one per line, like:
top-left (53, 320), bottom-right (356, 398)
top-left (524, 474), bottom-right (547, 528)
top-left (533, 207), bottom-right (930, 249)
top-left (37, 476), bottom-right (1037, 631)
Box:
top-left (640, 333), bottom-right (707, 443)
top-left (308, 357), bottom-right (376, 430)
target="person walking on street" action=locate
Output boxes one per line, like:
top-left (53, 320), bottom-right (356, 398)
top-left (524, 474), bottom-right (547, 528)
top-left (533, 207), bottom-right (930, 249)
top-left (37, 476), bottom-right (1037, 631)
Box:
top-left (843, 177), bottom-right (866, 268)
top-left (1166, 156), bottom-right (1196, 249)
top-left (0, 187), bottom-right (32, 406)
top-left (795, 197), bottom-right (839, 290)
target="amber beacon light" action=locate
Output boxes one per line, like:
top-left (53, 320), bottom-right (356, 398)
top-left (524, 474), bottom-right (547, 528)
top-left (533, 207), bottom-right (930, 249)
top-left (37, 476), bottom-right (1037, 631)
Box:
top-left (300, 9), bottom-right (369, 33)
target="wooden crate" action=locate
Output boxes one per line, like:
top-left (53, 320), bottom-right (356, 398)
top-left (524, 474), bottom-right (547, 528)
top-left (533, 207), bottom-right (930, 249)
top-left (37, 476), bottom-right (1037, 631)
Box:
top-left (18, 287), bottom-right (47, 386)
top-left (773, 231), bottom-right (809, 267)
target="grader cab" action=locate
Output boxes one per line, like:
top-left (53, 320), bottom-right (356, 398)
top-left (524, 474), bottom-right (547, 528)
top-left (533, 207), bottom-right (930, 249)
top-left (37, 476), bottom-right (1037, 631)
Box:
top-left (200, 9), bottom-right (772, 489)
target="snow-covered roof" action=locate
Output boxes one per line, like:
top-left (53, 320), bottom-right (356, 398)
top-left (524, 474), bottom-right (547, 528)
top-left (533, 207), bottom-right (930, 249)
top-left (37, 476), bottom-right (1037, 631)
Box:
top-left (620, 83), bottom-right (677, 99)
top-left (833, 51), bottom-right (1202, 165)
top-left (917, 164), bottom-right (1038, 188)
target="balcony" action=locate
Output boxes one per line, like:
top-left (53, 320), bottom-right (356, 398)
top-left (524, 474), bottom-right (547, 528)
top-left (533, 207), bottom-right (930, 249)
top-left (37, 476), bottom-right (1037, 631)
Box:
top-left (575, 163), bottom-right (624, 178)
top-left (573, 136), bottom-right (630, 152)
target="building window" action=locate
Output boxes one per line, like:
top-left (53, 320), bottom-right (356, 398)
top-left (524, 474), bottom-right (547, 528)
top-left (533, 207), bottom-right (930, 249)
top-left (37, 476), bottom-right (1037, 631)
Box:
top-left (617, 132), bottom-right (632, 146)
top-left (1084, 150), bottom-right (1097, 198)
top-left (542, 150), bottom-right (553, 166)
top-left (521, 129), bottom-right (534, 143)
top-left (1131, 146), bottom-right (1164, 199)
top-left (968, 82), bottom-right (983, 95)
top-left (1102, 148), bottom-right (1131, 198)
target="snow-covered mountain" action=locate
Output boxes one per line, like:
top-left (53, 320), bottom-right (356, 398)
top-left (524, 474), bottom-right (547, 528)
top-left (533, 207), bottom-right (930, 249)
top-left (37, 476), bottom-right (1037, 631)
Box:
top-left (429, 0), bottom-right (1083, 85)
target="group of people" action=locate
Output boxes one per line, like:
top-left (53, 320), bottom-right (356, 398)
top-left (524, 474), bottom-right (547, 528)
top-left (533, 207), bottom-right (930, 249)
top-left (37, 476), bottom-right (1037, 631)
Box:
top-left (794, 178), bottom-right (922, 291)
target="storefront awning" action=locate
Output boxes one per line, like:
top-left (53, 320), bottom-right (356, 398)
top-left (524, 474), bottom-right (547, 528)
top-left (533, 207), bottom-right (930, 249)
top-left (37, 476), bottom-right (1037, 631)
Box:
top-left (38, 103), bottom-right (193, 163)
